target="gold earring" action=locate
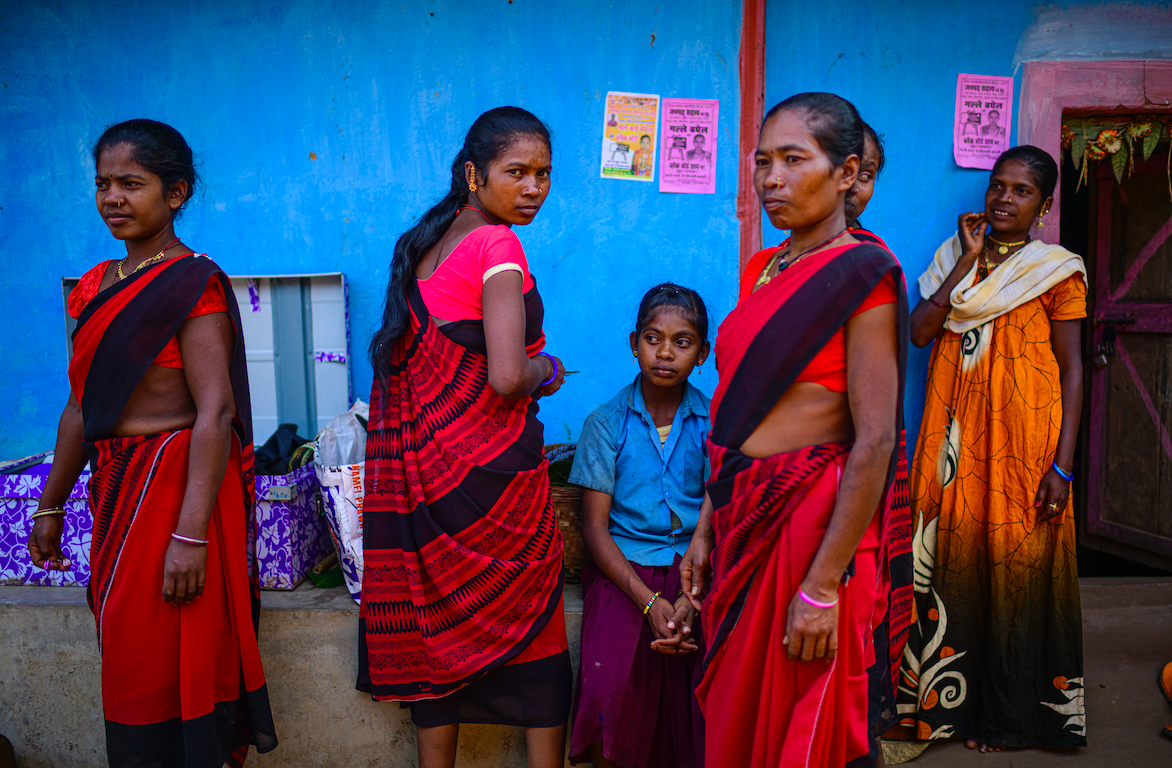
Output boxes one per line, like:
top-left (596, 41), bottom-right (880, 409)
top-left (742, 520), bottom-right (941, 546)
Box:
top-left (697, 363), bottom-right (702, 375)
top-left (1037, 212), bottom-right (1045, 228)
top-left (632, 353), bottom-right (637, 362)
top-left (469, 181), bottom-right (477, 192)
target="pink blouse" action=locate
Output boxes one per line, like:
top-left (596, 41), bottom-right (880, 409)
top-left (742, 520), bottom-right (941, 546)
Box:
top-left (418, 225), bottom-right (537, 321)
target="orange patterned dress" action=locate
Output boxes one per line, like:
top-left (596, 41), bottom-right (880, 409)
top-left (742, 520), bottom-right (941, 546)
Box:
top-left (896, 239), bottom-right (1088, 748)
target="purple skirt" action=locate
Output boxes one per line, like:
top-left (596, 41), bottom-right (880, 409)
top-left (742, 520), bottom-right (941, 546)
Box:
top-left (569, 558), bottom-right (705, 768)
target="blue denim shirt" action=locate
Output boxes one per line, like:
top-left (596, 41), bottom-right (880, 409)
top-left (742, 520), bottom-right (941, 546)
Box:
top-left (568, 375), bottom-right (711, 567)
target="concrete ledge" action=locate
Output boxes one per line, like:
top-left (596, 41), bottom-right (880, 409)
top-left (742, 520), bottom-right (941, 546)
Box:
top-left (0, 581), bottom-right (584, 768)
top-left (10, 579), bottom-right (1168, 767)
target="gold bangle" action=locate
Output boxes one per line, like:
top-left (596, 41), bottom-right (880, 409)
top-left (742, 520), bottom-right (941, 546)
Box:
top-left (30, 508), bottom-right (67, 519)
top-left (642, 591), bottom-right (662, 616)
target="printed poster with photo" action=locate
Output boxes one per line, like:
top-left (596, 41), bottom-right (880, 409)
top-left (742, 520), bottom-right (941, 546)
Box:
top-left (600, 91), bottom-right (661, 181)
top-left (659, 98), bottom-right (719, 194)
top-left (953, 73), bottom-right (1013, 170)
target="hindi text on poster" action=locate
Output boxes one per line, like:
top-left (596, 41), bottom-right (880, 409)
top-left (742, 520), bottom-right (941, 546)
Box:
top-left (659, 98), bottom-right (719, 194)
top-left (600, 91), bottom-right (661, 182)
top-left (953, 73), bottom-right (1013, 170)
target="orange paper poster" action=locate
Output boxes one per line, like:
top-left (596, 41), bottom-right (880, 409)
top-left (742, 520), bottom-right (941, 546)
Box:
top-left (600, 91), bottom-right (661, 181)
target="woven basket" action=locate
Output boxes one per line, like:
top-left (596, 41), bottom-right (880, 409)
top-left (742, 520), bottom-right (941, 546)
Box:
top-left (550, 484), bottom-right (590, 580)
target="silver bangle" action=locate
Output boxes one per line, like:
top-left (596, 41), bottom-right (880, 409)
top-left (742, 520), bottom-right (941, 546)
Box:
top-left (171, 532), bottom-right (209, 546)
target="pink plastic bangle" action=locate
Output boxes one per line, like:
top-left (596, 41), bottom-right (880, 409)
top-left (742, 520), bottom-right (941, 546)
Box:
top-left (798, 586), bottom-right (839, 609)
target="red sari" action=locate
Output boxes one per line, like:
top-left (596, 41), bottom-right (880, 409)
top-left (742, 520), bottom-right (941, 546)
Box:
top-left (69, 255), bottom-right (276, 767)
top-left (359, 278), bottom-right (570, 726)
top-left (699, 242), bottom-right (908, 767)
top-left (741, 232), bottom-right (916, 742)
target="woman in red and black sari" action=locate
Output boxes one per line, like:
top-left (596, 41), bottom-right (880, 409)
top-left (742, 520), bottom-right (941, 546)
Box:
top-left (27, 119), bottom-right (276, 767)
top-left (361, 107), bottom-right (570, 768)
top-left (680, 94), bottom-right (908, 767)
top-left (847, 121), bottom-right (916, 766)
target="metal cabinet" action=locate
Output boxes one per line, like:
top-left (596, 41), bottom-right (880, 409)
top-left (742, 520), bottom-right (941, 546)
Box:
top-left (62, 272), bottom-right (352, 444)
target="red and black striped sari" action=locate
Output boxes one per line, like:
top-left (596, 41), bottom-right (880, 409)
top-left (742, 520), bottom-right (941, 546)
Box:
top-left (359, 279), bottom-right (570, 726)
top-left (69, 255), bottom-right (276, 767)
top-left (741, 230), bottom-right (916, 751)
top-left (849, 228), bottom-right (915, 757)
top-left (697, 242), bottom-right (908, 767)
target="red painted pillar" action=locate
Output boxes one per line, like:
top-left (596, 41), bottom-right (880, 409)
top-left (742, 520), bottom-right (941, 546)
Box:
top-left (738, 0), bottom-right (766, 274)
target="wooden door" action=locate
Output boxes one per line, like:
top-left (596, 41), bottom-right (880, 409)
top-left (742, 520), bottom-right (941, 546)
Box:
top-left (1087, 149), bottom-right (1172, 563)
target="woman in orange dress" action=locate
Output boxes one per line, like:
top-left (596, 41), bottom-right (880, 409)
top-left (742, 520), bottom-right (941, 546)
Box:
top-left (894, 146), bottom-right (1087, 752)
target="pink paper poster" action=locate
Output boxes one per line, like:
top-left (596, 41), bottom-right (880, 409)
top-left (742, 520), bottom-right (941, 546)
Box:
top-left (954, 73), bottom-right (1013, 170)
top-left (659, 98), bottom-right (719, 194)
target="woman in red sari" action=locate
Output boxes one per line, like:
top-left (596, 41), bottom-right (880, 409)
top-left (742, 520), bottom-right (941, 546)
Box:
top-left (681, 93), bottom-right (908, 768)
top-left (27, 119), bottom-right (276, 767)
top-left (361, 107), bottom-right (569, 768)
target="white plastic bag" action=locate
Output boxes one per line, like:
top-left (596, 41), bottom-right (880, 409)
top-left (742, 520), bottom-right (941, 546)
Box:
top-left (315, 400), bottom-right (370, 466)
top-left (314, 400), bottom-right (369, 603)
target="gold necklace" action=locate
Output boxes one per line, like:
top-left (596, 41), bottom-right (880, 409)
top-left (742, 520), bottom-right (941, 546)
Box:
top-left (977, 246), bottom-right (1005, 280)
top-left (986, 234), bottom-right (1029, 255)
top-left (116, 239), bottom-right (180, 281)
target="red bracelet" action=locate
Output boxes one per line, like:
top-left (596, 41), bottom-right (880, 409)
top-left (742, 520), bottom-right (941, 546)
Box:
top-left (928, 296), bottom-right (949, 309)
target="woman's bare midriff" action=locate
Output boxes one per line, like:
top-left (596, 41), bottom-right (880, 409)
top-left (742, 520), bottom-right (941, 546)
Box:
top-left (110, 365), bottom-right (198, 437)
top-left (738, 381), bottom-right (854, 458)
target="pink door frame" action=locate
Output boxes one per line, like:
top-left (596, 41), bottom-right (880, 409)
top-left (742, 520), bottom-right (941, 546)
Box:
top-left (1018, 60), bottom-right (1172, 244)
top-left (1019, 60), bottom-right (1172, 561)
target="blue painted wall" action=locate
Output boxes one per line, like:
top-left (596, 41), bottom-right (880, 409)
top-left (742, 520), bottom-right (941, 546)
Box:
top-left (5, 0), bottom-right (1170, 459)
top-left (764, 0), bottom-right (1172, 455)
top-left (0, 0), bottom-right (742, 457)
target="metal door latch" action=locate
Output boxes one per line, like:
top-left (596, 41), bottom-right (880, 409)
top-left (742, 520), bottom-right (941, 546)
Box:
top-left (1093, 325), bottom-right (1116, 369)
top-left (1092, 316), bottom-right (1135, 369)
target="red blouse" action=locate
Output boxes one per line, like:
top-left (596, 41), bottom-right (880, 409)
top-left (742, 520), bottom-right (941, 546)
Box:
top-left (69, 259), bottom-right (229, 369)
top-left (741, 245), bottom-right (899, 393)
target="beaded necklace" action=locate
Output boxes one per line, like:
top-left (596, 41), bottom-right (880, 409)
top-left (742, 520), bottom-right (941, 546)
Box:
top-left (755, 229), bottom-right (849, 289)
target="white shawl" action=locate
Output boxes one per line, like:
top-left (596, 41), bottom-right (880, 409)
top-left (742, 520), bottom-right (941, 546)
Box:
top-left (918, 234), bottom-right (1087, 333)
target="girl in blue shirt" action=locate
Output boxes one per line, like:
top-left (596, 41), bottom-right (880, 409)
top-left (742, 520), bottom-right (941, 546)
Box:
top-left (568, 283), bottom-right (711, 768)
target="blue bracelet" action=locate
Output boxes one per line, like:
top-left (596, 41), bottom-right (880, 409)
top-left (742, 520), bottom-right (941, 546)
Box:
top-left (537, 352), bottom-right (558, 386)
top-left (1051, 461), bottom-right (1074, 482)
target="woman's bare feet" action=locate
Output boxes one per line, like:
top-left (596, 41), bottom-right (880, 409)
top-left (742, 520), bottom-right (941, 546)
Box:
top-left (964, 739), bottom-right (1004, 752)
